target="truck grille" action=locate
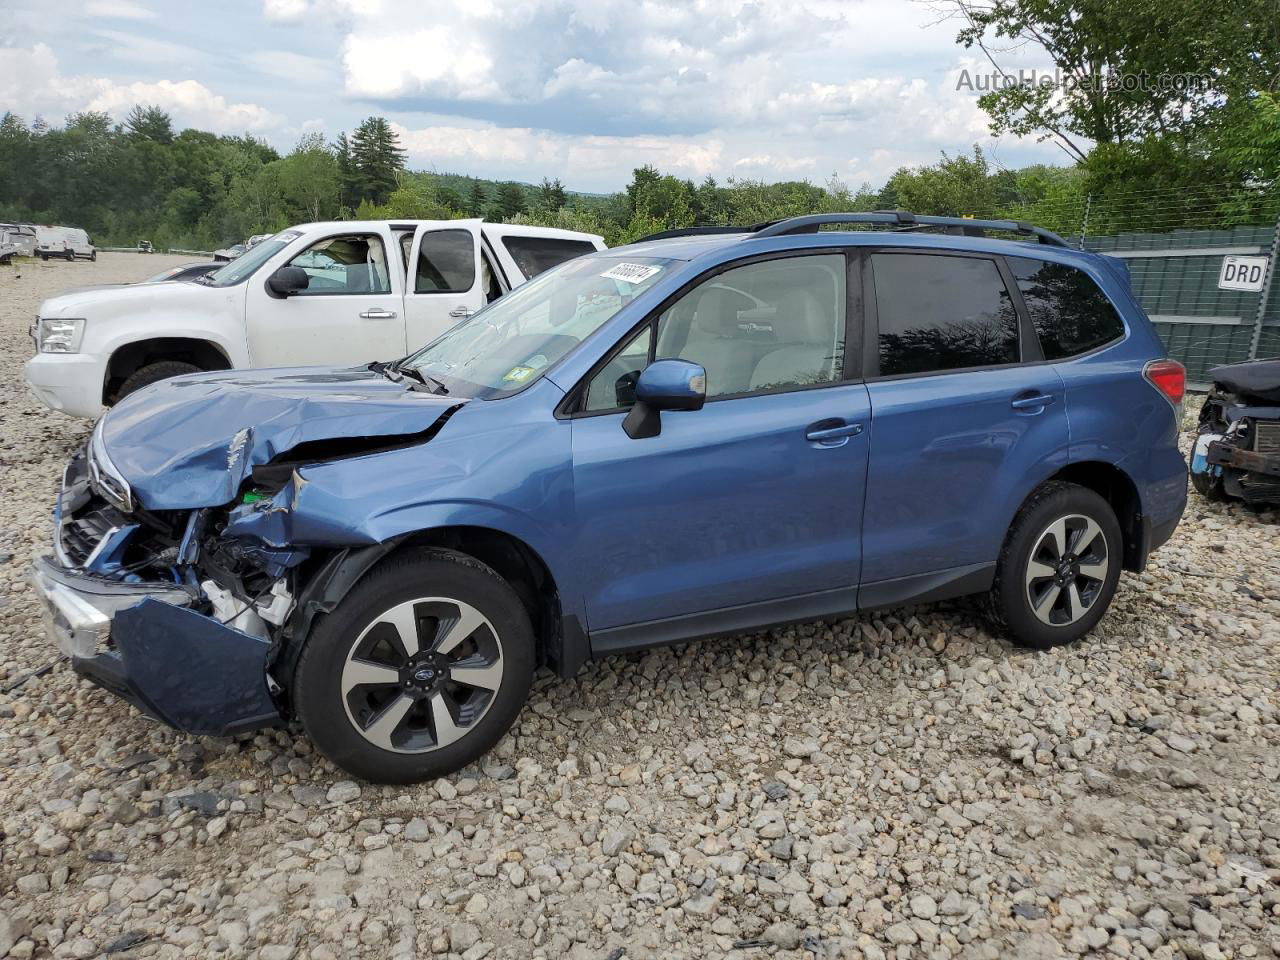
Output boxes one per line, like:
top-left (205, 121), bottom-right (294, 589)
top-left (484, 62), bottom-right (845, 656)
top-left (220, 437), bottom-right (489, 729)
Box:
top-left (1255, 421), bottom-right (1280, 456)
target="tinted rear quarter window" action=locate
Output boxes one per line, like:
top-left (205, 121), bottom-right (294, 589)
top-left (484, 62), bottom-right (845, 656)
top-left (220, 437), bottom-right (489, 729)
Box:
top-left (1009, 257), bottom-right (1125, 359)
top-left (502, 237), bottom-right (597, 279)
top-left (872, 253), bottom-right (1019, 377)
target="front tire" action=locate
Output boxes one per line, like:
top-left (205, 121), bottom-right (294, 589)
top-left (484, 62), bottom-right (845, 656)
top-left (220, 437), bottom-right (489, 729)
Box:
top-left (115, 360), bottom-right (201, 402)
top-left (989, 482), bottom-right (1123, 649)
top-left (293, 549), bottom-right (535, 783)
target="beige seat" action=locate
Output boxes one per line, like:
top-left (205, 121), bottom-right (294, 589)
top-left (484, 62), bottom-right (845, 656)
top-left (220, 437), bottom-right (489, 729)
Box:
top-left (658, 286), bottom-right (758, 397)
top-left (750, 288), bottom-right (839, 390)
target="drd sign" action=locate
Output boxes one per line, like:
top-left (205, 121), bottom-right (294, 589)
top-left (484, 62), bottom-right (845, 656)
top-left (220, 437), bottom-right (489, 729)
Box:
top-left (1218, 255), bottom-right (1270, 293)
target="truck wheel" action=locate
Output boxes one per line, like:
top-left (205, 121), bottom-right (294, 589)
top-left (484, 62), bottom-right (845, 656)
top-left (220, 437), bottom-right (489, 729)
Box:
top-left (988, 481), bottom-right (1123, 650)
top-left (39, 253), bottom-right (47, 261)
top-left (116, 360), bottom-right (201, 402)
top-left (65, 250), bottom-right (74, 262)
top-left (293, 549), bottom-right (535, 784)
top-left (90, 250), bottom-right (97, 262)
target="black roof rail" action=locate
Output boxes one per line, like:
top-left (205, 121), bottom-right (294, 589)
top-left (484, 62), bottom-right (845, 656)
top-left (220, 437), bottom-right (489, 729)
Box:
top-left (634, 211), bottom-right (1070, 248)
top-left (753, 211), bottom-right (1071, 247)
top-left (634, 222), bottom-right (778, 243)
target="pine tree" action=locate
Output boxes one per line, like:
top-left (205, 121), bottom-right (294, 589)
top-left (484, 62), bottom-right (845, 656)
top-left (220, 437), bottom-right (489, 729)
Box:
top-left (466, 181), bottom-right (487, 217)
top-left (333, 132), bottom-right (357, 210)
top-left (537, 177), bottom-right (566, 212)
top-left (348, 117), bottom-right (406, 205)
top-left (124, 105), bottom-right (174, 144)
top-left (495, 183), bottom-right (527, 220)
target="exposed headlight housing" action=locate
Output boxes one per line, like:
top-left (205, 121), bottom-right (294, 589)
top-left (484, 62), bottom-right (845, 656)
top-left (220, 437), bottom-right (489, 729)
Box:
top-left (38, 317), bottom-right (86, 353)
top-left (88, 418), bottom-right (134, 513)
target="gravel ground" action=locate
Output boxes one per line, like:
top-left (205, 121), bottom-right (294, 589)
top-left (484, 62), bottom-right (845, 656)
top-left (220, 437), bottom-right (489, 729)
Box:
top-left (1, 253), bottom-right (1278, 960)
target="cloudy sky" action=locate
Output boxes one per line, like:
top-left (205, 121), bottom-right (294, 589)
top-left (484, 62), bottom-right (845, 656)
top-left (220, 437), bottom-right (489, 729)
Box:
top-left (1, 0), bottom-right (1066, 192)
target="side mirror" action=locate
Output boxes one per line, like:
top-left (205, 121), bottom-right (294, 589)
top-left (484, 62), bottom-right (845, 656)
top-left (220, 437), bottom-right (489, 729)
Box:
top-left (267, 265), bottom-right (309, 298)
top-left (623, 359), bottom-right (706, 439)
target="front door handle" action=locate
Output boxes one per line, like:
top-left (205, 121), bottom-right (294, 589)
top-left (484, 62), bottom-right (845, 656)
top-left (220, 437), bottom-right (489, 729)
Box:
top-left (1010, 392), bottom-right (1055, 412)
top-left (806, 420), bottom-right (864, 446)
top-left (359, 308), bottom-right (398, 320)
top-left (449, 306), bottom-right (473, 319)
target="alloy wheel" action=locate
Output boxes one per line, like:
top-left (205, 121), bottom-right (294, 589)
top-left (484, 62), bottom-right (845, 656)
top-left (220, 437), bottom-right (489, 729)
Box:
top-left (1024, 514), bottom-right (1110, 627)
top-left (340, 597), bottom-right (504, 753)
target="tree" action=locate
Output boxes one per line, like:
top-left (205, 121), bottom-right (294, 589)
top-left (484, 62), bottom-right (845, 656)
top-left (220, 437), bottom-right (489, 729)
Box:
top-left (537, 177), bottom-right (567, 212)
top-left (494, 183), bottom-right (527, 219)
top-left (466, 181), bottom-right (487, 217)
top-left (124, 105), bottom-right (174, 145)
top-left (348, 117), bottom-right (406, 205)
top-left (277, 133), bottom-right (341, 222)
top-left (883, 146), bottom-right (998, 216)
top-left (940, 0), bottom-right (1280, 162)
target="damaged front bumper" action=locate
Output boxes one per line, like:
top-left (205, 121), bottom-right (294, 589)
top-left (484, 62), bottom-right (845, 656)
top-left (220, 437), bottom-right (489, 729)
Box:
top-left (29, 556), bottom-right (283, 737)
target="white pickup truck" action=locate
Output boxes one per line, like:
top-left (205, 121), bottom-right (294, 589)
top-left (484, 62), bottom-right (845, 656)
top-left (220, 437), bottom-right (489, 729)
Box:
top-left (25, 219), bottom-right (605, 418)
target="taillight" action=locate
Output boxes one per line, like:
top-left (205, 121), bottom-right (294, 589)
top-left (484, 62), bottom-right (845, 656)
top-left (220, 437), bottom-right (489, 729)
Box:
top-left (1143, 358), bottom-right (1186, 407)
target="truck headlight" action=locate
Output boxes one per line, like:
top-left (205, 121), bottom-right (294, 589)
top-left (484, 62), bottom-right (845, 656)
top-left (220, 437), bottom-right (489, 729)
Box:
top-left (38, 317), bottom-right (86, 354)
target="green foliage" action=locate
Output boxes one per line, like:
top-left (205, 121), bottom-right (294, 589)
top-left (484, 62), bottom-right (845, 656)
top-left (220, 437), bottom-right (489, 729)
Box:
top-left (346, 117), bottom-right (405, 206)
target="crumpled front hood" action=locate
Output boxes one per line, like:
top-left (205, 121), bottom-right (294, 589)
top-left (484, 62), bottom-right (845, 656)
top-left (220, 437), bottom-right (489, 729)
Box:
top-left (100, 366), bottom-right (463, 510)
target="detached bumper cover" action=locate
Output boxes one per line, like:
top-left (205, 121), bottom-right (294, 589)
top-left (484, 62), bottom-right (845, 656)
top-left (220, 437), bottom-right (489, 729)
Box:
top-left (29, 557), bottom-right (282, 736)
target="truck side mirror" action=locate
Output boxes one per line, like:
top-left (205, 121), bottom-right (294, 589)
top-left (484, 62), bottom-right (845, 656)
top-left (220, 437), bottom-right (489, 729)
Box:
top-left (267, 266), bottom-right (310, 298)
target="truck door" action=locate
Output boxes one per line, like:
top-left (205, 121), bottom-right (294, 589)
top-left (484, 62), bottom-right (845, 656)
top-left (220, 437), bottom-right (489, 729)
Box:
top-left (244, 226), bottom-right (407, 367)
top-left (402, 220), bottom-right (486, 351)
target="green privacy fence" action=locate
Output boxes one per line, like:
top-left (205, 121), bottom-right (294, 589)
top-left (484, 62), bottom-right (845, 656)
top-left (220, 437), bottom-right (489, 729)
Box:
top-left (1084, 225), bottom-right (1280, 384)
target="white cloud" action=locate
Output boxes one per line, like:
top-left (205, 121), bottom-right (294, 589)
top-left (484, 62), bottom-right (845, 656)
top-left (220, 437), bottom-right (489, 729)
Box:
top-left (84, 0), bottom-right (155, 18)
top-left (288, 0), bottom-right (1060, 187)
top-left (0, 43), bottom-right (282, 133)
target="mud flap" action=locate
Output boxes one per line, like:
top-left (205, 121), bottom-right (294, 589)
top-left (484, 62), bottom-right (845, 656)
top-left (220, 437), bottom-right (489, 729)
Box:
top-left (108, 599), bottom-right (280, 736)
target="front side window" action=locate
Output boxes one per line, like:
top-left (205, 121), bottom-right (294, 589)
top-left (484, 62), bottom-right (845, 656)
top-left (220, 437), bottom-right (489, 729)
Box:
top-left (403, 255), bottom-right (670, 399)
top-left (872, 253), bottom-right (1018, 377)
top-left (287, 234), bottom-right (391, 295)
top-left (652, 254), bottom-right (846, 398)
top-left (1009, 257), bottom-right (1125, 359)
top-left (502, 236), bottom-right (598, 279)
top-left (584, 327), bottom-right (653, 411)
top-left (416, 230), bottom-right (476, 293)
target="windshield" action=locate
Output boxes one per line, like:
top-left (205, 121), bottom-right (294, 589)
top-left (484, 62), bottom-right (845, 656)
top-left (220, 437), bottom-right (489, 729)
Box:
top-left (402, 255), bottom-right (671, 398)
top-left (204, 230), bottom-right (301, 287)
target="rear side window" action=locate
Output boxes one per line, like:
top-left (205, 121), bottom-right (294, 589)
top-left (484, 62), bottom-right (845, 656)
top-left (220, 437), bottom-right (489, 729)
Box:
top-left (871, 253), bottom-right (1019, 377)
top-left (1009, 257), bottom-right (1125, 359)
top-left (416, 230), bottom-right (476, 293)
top-left (502, 237), bottom-right (597, 279)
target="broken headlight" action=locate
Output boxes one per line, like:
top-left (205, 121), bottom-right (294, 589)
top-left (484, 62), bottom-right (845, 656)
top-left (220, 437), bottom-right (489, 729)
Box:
top-left (37, 317), bottom-right (86, 353)
top-left (88, 418), bottom-right (134, 513)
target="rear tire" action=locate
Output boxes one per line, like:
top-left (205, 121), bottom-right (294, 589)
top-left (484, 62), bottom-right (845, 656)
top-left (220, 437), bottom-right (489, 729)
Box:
top-left (65, 250), bottom-right (74, 262)
top-left (293, 549), bottom-right (535, 783)
top-left (116, 360), bottom-right (201, 402)
top-left (90, 250), bottom-right (97, 262)
top-left (989, 481), bottom-right (1123, 650)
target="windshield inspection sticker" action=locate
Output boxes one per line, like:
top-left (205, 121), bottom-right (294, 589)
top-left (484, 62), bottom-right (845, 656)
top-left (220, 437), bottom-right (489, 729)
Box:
top-left (502, 365), bottom-right (536, 383)
top-left (601, 263), bottom-right (661, 285)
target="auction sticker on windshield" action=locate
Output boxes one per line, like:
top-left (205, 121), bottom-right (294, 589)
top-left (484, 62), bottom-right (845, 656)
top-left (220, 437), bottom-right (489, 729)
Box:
top-left (601, 263), bottom-right (662, 284)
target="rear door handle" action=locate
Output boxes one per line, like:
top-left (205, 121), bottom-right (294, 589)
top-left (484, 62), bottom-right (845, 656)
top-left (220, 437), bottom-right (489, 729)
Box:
top-left (806, 420), bottom-right (864, 446)
top-left (449, 306), bottom-right (474, 319)
top-left (359, 308), bottom-right (398, 320)
top-left (1010, 392), bottom-right (1055, 411)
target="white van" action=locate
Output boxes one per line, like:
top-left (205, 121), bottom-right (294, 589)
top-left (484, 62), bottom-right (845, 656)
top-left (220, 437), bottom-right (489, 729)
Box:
top-left (36, 226), bottom-right (97, 262)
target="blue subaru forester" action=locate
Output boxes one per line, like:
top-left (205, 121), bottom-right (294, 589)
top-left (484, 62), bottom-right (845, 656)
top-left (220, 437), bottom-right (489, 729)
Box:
top-left (32, 212), bottom-right (1188, 782)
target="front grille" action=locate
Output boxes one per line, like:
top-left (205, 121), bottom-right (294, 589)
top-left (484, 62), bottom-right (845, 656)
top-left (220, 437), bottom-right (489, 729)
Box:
top-left (59, 500), bottom-right (127, 568)
top-left (1254, 421), bottom-right (1280, 456)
